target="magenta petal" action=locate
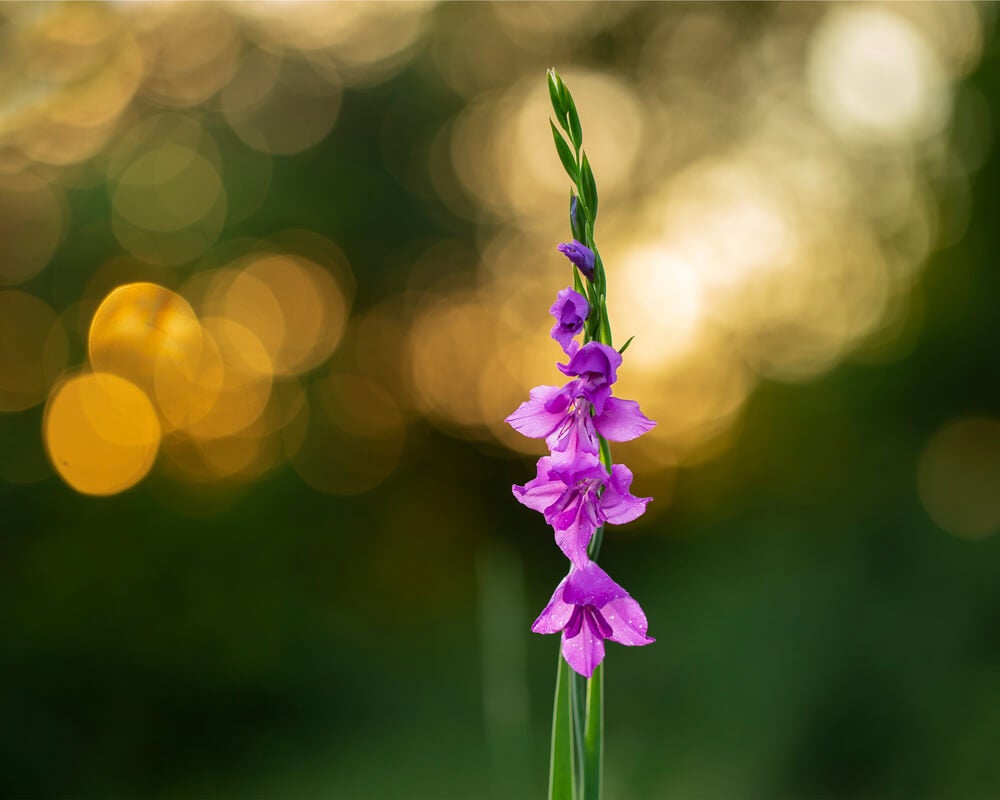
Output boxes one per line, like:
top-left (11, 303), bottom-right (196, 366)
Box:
top-left (543, 383), bottom-right (575, 415)
top-left (600, 463), bottom-right (651, 526)
top-left (594, 397), bottom-right (656, 442)
top-left (562, 625), bottom-right (604, 678)
top-left (549, 288), bottom-right (589, 355)
top-left (562, 623), bottom-right (606, 678)
top-left (558, 342), bottom-right (622, 385)
top-left (531, 576), bottom-right (574, 634)
top-left (588, 386), bottom-right (613, 417)
top-left (547, 453), bottom-right (605, 487)
top-left (557, 343), bottom-right (621, 415)
top-left (557, 241), bottom-right (596, 282)
top-left (547, 410), bottom-right (599, 458)
top-left (512, 457), bottom-right (564, 513)
top-left (535, 562), bottom-right (652, 674)
top-left (562, 561), bottom-right (629, 607)
top-left (553, 505), bottom-right (599, 568)
top-left (602, 596), bottom-right (655, 647)
top-left (550, 322), bottom-right (576, 355)
top-left (506, 385), bottom-right (564, 439)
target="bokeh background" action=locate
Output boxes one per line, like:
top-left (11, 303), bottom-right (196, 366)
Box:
top-left (2, 2), bottom-right (1000, 797)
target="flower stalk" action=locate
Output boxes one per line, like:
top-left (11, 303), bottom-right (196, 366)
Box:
top-left (507, 69), bottom-right (656, 800)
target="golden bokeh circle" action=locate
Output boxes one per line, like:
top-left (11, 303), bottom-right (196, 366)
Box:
top-left (183, 317), bottom-right (273, 440)
top-left (223, 254), bottom-right (349, 376)
top-left (44, 371), bottom-right (161, 496)
top-left (88, 282), bottom-right (206, 430)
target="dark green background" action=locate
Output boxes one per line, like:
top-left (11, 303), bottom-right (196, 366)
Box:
top-left (3, 5), bottom-right (1000, 798)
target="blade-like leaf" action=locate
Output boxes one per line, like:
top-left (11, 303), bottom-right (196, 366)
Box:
top-left (557, 74), bottom-right (572, 114)
top-left (581, 153), bottom-right (598, 221)
top-left (569, 192), bottom-right (586, 244)
top-left (573, 262), bottom-right (586, 297)
top-left (587, 524), bottom-right (604, 562)
top-left (551, 121), bottom-right (579, 181)
top-left (572, 671), bottom-right (587, 791)
top-left (597, 293), bottom-right (613, 347)
top-left (593, 251), bottom-right (607, 293)
top-left (549, 654), bottom-right (577, 800)
top-left (566, 93), bottom-right (583, 150)
top-left (617, 335), bottom-right (635, 355)
top-left (583, 663), bottom-right (604, 800)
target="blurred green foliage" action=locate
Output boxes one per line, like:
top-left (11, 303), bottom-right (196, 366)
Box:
top-left (2, 5), bottom-right (1000, 799)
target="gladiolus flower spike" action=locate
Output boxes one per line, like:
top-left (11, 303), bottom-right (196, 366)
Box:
top-left (513, 68), bottom-right (657, 800)
top-left (507, 71), bottom-right (656, 678)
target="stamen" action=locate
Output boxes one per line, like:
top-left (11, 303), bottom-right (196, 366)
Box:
top-left (587, 605), bottom-right (614, 639)
top-left (564, 605), bottom-right (585, 638)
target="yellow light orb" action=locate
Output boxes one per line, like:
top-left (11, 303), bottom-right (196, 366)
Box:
top-left (223, 254), bottom-right (349, 376)
top-left (88, 282), bottom-right (205, 430)
top-left (44, 372), bottom-right (161, 496)
top-left (183, 317), bottom-right (273, 440)
top-left (153, 326), bottom-right (225, 433)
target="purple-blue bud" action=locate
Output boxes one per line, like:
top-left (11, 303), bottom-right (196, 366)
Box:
top-left (557, 240), bottom-right (595, 282)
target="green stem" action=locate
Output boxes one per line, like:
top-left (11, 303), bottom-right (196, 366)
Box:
top-left (587, 525), bottom-right (604, 562)
top-left (598, 436), bottom-right (612, 470)
top-left (549, 654), bottom-right (577, 800)
top-left (588, 439), bottom-right (612, 563)
top-left (583, 663), bottom-right (604, 800)
top-left (571, 671), bottom-right (587, 791)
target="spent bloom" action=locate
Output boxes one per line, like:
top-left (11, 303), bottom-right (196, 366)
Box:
top-left (532, 559), bottom-right (654, 678)
top-left (513, 454), bottom-right (651, 567)
top-left (558, 240), bottom-right (595, 282)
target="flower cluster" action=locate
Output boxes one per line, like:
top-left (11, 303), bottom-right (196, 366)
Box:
top-left (506, 242), bottom-right (656, 678)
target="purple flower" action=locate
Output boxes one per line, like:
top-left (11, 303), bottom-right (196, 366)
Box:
top-left (556, 341), bottom-right (621, 414)
top-left (505, 383), bottom-right (654, 459)
top-left (507, 340), bottom-right (654, 458)
top-left (512, 454), bottom-right (651, 567)
top-left (549, 288), bottom-right (589, 355)
top-left (532, 560), bottom-right (654, 678)
top-left (558, 240), bottom-right (595, 282)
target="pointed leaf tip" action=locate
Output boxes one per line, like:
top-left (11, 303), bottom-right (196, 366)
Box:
top-left (548, 70), bottom-right (567, 124)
